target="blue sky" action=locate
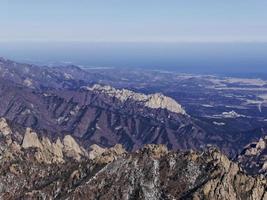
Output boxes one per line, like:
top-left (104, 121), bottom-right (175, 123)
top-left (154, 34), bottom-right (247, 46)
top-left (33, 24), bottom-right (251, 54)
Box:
top-left (1, 0), bottom-right (267, 42)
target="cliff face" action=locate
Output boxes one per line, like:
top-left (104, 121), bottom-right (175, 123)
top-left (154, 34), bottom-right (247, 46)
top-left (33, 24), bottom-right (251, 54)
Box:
top-left (237, 136), bottom-right (267, 176)
top-left (70, 146), bottom-right (267, 200)
top-left (0, 118), bottom-right (266, 200)
top-left (85, 84), bottom-right (186, 114)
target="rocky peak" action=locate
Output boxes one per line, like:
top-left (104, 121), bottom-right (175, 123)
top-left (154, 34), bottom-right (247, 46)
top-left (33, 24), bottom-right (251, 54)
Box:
top-left (22, 128), bottom-right (43, 149)
top-left (63, 135), bottom-right (86, 161)
top-left (89, 144), bottom-right (126, 164)
top-left (21, 128), bottom-right (88, 163)
top-left (86, 84), bottom-right (186, 114)
top-left (88, 144), bottom-right (106, 160)
top-left (0, 118), bottom-right (12, 136)
top-left (1, 131), bottom-right (267, 200)
top-left (69, 145), bottom-right (267, 200)
top-left (237, 136), bottom-right (267, 175)
top-left (139, 144), bottom-right (169, 158)
top-left (245, 137), bottom-right (266, 156)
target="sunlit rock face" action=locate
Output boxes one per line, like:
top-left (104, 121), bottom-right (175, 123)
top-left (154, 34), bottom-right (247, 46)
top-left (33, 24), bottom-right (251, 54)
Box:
top-left (20, 128), bottom-right (88, 163)
top-left (86, 84), bottom-right (186, 115)
top-left (0, 119), bottom-right (266, 200)
top-left (237, 136), bottom-right (267, 175)
top-left (0, 118), bottom-right (12, 136)
top-left (22, 128), bottom-right (43, 149)
top-left (63, 134), bottom-right (87, 161)
top-left (69, 146), bottom-right (267, 200)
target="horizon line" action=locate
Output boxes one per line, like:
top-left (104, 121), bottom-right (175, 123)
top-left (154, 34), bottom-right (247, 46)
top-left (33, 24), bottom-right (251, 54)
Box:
top-left (1, 39), bottom-right (267, 44)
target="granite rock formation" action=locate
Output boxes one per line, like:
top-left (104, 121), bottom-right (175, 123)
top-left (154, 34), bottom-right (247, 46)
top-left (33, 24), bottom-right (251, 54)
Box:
top-left (237, 136), bottom-right (267, 176)
top-left (0, 118), bottom-right (267, 200)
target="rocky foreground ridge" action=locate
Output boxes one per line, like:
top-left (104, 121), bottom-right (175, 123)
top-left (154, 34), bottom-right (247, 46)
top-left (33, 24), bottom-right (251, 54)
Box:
top-left (0, 118), bottom-right (267, 200)
top-left (237, 136), bottom-right (267, 176)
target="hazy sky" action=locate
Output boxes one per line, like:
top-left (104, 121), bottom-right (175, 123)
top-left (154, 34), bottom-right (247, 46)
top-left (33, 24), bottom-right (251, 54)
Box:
top-left (1, 0), bottom-right (267, 42)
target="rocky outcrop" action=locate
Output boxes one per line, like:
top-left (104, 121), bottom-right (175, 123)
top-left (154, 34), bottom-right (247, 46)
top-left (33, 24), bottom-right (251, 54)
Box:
top-left (0, 122), bottom-right (266, 200)
top-left (191, 148), bottom-right (267, 200)
top-left (237, 136), bottom-right (267, 175)
top-left (88, 144), bottom-right (106, 160)
top-left (0, 118), bottom-right (22, 160)
top-left (22, 128), bottom-right (43, 149)
top-left (93, 144), bottom-right (126, 164)
top-left (0, 117), bottom-right (12, 136)
top-left (88, 144), bottom-right (126, 164)
top-left (63, 135), bottom-right (87, 161)
top-left (21, 128), bottom-right (88, 163)
top-left (69, 146), bottom-right (267, 200)
top-left (86, 84), bottom-right (186, 114)
top-left (139, 143), bottom-right (169, 158)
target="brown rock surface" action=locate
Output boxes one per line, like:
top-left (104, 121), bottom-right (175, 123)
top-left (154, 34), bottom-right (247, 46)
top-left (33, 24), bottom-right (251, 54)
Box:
top-left (237, 136), bottom-right (267, 175)
top-left (0, 118), bottom-right (266, 200)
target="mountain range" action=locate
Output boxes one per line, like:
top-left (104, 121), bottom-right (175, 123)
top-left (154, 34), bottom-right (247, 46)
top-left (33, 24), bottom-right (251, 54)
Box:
top-left (1, 58), bottom-right (266, 157)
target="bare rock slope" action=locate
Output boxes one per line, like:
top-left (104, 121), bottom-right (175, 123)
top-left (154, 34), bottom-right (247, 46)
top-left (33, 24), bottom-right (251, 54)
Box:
top-left (86, 84), bottom-right (186, 114)
top-left (0, 118), bottom-right (267, 200)
top-left (237, 136), bottom-right (267, 176)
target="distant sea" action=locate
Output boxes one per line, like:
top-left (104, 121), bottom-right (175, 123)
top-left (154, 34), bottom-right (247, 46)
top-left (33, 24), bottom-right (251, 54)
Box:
top-left (0, 42), bottom-right (267, 78)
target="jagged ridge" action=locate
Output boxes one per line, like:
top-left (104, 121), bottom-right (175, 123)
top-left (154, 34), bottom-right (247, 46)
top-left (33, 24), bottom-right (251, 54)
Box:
top-left (0, 119), bottom-right (267, 200)
top-left (237, 136), bottom-right (267, 175)
top-left (85, 84), bottom-right (186, 114)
